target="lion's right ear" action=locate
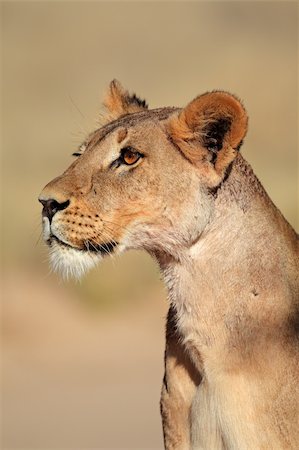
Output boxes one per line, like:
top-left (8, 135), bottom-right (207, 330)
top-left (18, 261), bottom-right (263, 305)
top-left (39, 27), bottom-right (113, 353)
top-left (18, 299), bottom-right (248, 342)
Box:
top-left (102, 79), bottom-right (148, 122)
top-left (168, 91), bottom-right (248, 187)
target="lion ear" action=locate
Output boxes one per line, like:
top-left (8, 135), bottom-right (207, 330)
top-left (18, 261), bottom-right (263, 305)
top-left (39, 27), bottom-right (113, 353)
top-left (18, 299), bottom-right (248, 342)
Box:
top-left (168, 91), bottom-right (248, 187)
top-left (102, 79), bottom-right (148, 122)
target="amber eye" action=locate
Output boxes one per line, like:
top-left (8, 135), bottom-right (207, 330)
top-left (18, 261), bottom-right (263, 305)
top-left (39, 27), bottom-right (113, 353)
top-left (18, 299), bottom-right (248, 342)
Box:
top-left (122, 147), bottom-right (142, 165)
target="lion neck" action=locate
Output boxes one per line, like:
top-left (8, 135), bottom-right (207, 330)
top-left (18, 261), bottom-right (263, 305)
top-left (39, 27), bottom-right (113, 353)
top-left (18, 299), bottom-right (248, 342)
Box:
top-left (156, 155), bottom-right (295, 366)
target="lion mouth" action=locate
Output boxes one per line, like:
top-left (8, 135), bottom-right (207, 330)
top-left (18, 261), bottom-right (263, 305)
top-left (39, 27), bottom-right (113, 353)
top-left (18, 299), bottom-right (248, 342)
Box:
top-left (83, 240), bottom-right (118, 255)
top-left (48, 235), bottom-right (118, 256)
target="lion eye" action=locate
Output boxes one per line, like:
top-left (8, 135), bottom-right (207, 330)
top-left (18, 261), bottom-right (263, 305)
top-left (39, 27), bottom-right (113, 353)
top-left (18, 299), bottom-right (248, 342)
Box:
top-left (122, 147), bottom-right (142, 165)
top-left (110, 147), bottom-right (144, 169)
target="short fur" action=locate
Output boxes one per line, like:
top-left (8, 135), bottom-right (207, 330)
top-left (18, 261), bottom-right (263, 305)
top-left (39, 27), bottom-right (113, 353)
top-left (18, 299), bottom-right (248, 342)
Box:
top-left (39, 81), bottom-right (299, 449)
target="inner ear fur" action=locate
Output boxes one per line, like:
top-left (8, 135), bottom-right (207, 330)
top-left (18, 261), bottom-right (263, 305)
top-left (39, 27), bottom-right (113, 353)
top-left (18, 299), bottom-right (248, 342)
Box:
top-left (102, 79), bottom-right (148, 122)
top-left (168, 91), bottom-right (248, 187)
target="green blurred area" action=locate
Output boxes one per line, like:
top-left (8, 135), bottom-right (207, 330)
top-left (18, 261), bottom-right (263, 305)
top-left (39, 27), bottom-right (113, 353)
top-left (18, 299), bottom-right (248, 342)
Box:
top-left (1, 2), bottom-right (298, 449)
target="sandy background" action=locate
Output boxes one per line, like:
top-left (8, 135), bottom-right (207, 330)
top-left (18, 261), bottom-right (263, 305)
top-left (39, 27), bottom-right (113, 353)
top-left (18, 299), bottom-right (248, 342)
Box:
top-left (1, 2), bottom-right (298, 449)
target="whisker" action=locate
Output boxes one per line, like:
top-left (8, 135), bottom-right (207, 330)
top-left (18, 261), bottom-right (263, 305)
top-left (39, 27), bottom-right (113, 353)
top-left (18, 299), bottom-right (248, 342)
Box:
top-left (101, 219), bottom-right (136, 237)
top-left (91, 229), bottom-right (118, 268)
top-left (84, 239), bottom-right (91, 253)
top-left (88, 239), bottom-right (112, 257)
top-left (84, 239), bottom-right (102, 260)
top-left (102, 218), bottom-right (177, 256)
top-left (35, 230), bottom-right (43, 247)
top-left (98, 227), bottom-right (119, 247)
top-left (68, 94), bottom-right (85, 119)
top-left (33, 222), bottom-right (43, 233)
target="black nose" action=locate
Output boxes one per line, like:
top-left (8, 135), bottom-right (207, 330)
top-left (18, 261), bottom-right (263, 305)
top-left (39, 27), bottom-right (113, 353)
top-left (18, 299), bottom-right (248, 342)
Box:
top-left (39, 199), bottom-right (70, 222)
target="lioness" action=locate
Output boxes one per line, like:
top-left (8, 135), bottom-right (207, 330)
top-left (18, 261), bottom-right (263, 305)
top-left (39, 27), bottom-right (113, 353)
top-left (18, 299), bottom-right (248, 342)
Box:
top-left (39, 81), bottom-right (298, 449)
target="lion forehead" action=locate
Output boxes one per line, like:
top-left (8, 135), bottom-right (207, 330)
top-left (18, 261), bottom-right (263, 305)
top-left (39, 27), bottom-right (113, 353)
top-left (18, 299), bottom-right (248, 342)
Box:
top-left (86, 106), bottom-right (180, 149)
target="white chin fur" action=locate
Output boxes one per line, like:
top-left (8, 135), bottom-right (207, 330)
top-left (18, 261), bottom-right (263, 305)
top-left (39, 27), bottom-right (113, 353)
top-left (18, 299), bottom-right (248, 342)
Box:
top-left (49, 241), bottom-right (101, 280)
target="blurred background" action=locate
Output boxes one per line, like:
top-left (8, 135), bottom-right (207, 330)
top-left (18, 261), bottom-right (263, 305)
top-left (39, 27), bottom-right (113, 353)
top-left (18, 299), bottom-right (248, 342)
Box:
top-left (1, 2), bottom-right (298, 449)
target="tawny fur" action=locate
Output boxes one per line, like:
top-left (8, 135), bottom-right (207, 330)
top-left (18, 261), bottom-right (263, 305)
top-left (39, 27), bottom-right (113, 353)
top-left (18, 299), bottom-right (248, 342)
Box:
top-left (39, 80), bottom-right (299, 450)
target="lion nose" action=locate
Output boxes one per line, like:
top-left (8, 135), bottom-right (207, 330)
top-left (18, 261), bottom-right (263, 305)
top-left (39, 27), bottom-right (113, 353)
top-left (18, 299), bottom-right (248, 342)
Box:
top-left (39, 198), bottom-right (70, 223)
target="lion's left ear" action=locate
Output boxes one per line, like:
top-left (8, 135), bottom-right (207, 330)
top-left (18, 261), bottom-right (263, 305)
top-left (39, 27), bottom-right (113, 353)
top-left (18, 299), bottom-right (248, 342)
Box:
top-left (168, 91), bottom-right (248, 187)
top-left (102, 79), bottom-right (148, 122)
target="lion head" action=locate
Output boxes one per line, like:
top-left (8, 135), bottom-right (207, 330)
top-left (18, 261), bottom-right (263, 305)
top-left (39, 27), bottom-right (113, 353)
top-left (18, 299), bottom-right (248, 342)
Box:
top-left (39, 80), bottom-right (247, 278)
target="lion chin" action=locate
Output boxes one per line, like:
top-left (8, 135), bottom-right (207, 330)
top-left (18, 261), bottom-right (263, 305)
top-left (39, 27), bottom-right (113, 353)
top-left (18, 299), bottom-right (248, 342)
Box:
top-left (48, 240), bottom-right (101, 280)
